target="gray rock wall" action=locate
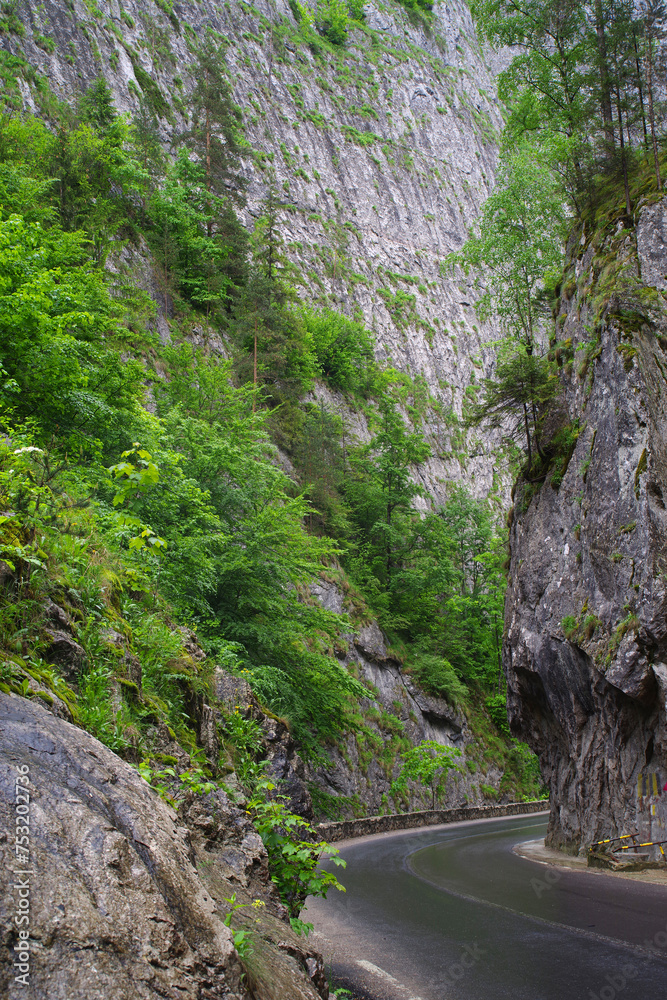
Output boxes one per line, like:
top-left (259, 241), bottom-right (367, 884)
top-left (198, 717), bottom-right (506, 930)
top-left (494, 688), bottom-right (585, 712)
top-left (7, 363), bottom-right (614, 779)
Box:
top-left (0, 693), bottom-right (244, 1000)
top-left (2, 0), bottom-right (507, 501)
top-left (504, 204), bottom-right (667, 857)
top-left (0, 692), bottom-right (329, 1000)
top-left (309, 578), bottom-right (508, 817)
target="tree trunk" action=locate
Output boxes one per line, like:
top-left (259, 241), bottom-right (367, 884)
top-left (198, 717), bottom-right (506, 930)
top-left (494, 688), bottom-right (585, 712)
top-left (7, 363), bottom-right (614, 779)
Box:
top-left (253, 318), bottom-right (258, 412)
top-left (646, 28), bottom-right (662, 190)
top-left (614, 82), bottom-right (633, 216)
top-left (523, 402), bottom-right (532, 469)
top-left (531, 401), bottom-right (546, 461)
top-left (595, 0), bottom-right (615, 152)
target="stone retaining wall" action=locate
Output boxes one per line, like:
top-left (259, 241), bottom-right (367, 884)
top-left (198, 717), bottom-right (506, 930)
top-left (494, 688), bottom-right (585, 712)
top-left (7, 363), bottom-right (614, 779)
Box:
top-left (317, 800), bottom-right (549, 842)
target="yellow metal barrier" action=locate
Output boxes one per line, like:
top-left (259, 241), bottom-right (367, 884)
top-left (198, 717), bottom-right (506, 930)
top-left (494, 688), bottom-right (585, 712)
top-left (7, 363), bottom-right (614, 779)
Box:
top-left (589, 832), bottom-right (638, 851)
top-left (617, 838), bottom-right (667, 859)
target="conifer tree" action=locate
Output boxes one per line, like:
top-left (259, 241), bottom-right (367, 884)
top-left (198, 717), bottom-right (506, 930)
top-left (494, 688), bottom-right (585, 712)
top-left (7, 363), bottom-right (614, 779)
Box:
top-left (179, 35), bottom-right (246, 222)
top-left (234, 185), bottom-right (315, 403)
top-left (468, 347), bottom-right (558, 469)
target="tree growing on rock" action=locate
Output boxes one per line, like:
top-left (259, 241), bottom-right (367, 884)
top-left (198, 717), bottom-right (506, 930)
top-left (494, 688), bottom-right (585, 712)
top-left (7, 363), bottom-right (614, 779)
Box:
top-left (391, 740), bottom-right (463, 810)
top-left (467, 345), bottom-right (558, 470)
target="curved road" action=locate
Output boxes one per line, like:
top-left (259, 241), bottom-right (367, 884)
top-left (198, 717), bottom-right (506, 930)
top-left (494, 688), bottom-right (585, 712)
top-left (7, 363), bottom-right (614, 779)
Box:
top-left (304, 814), bottom-right (667, 1000)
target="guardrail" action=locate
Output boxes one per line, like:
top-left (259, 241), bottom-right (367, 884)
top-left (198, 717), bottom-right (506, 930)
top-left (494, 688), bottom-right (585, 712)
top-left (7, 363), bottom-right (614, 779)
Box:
top-left (617, 838), bottom-right (667, 859)
top-left (589, 832), bottom-right (639, 851)
top-left (588, 833), bottom-right (666, 862)
top-left (316, 799), bottom-right (549, 843)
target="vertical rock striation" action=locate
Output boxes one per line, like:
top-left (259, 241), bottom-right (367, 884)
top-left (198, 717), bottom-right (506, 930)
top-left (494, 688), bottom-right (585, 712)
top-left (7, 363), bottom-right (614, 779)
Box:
top-left (1, 0), bottom-right (507, 497)
top-left (504, 205), bottom-right (667, 855)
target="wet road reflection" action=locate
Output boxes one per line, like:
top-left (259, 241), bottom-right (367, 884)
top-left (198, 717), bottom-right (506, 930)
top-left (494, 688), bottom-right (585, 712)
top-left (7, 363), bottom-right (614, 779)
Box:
top-left (304, 814), bottom-right (667, 1000)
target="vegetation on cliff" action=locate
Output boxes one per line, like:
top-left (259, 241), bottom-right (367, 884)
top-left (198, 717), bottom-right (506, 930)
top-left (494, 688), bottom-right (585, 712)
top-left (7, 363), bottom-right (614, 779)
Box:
top-left (0, 0), bottom-right (545, 859)
top-left (462, 0), bottom-right (667, 484)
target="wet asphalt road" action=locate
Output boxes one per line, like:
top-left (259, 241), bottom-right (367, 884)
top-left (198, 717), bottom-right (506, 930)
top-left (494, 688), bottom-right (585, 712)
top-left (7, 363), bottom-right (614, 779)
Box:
top-left (303, 814), bottom-right (667, 1000)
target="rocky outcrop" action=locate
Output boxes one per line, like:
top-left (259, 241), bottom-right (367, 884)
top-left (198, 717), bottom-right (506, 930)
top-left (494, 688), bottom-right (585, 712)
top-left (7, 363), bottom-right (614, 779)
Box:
top-left (308, 579), bottom-right (506, 817)
top-left (504, 204), bottom-right (667, 856)
top-left (214, 668), bottom-right (314, 818)
top-left (0, 692), bottom-right (327, 1000)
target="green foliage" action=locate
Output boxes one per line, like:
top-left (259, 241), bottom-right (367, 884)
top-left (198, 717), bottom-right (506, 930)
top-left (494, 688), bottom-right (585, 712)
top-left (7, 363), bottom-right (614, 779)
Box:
top-left (502, 740), bottom-right (545, 800)
top-left (248, 777), bottom-right (346, 917)
top-left (0, 74), bottom-right (543, 829)
top-left (0, 215), bottom-right (143, 453)
top-left (453, 141), bottom-right (564, 350)
top-left (485, 693), bottom-right (509, 735)
top-left (468, 343), bottom-right (559, 470)
top-left (146, 149), bottom-right (248, 314)
top-left (561, 615), bottom-right (578, 639)
top-left (233, 186), bottom-right (316, 403)
top-left (178, 35), bottom-right (246, 202)
top-left (302, 308), bottom-right (376, 395)
top-left (137, 759), bottom-right (216, 807)
top-left (470, 0), bottom-right (667, 217)
top-left (221, 893), bottom-right (266, 958)
top-left (225, 707), bottom-right (266, 788)
top-left (293, 0), bottom-right (364, 44)
top-left (409, 652), bottom-right (468, 707)
top-left (391, 740), bottom-right (463, 809)
top-left (395, 0), bottom-right (432, 18)
top-left (0, 0), bottom-right (24, 36)
top-left (317, 0), bottom-right (351, 45)
top-left (126, 55), bottom-right (171, 120)
top-left (343, 390), bottom-right (430, 601)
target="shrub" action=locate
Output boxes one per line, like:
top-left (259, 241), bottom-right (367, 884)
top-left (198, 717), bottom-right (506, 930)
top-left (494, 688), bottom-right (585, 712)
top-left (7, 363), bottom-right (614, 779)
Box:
top-left (408, 652), bottom-right (468, 708)
top-left (316, 0), bottom-right (350, 44)
top-left (391, 740), bottom-right (463, 809)
top-left (485, 693), bottom-right (510, 735)
top-left (302, 308), bottom-right (375, 394)
top-left (248, 777), bottom-right (346, 920)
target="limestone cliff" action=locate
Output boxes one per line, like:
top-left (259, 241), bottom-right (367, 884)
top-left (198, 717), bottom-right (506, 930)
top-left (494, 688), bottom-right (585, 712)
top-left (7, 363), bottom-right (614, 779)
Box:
top-left (308, 579), bottom-right (509, 816)
top-left (2, 0), bottom-right (506, 499)
top-left (504, 202), bottom-right (667, 855)
top-left (0, 0), bottom-right (528, 812)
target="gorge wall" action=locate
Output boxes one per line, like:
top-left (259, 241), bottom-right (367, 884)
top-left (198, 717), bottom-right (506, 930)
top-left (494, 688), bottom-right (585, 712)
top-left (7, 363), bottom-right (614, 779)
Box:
top-left (0, 0), bottom-right (524, 813)
top-left (3, 0), bottom-right (506, 501)
top-left (504, 203), bottom-right (667, 856)
top-left (0, 5), bottom-right (550, 996)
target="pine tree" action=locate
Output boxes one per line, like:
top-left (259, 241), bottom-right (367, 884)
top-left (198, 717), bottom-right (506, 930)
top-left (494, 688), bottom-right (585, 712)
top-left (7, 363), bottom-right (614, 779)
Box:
top-left (179, 35), bottom-right (246, 223)
top-left (234, 185), bottom-right (315, 404)
top-left (468, 346), bottom-right (558, 469)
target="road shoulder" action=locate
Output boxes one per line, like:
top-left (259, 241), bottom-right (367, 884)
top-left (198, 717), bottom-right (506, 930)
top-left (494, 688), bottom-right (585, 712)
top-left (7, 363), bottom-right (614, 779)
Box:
top-left (514, 837), bottom-right (667, 886)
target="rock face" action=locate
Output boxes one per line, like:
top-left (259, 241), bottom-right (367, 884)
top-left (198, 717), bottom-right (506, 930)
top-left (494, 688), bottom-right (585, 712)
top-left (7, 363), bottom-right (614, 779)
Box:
top-left (0, 693), bottom-right (326, 1000)
top-left (308, 579), bottom-right (505, 816)
top-left (504, 205), bottom-right (667, 855)
top-left (2, 0), bottom-right (507, 500)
